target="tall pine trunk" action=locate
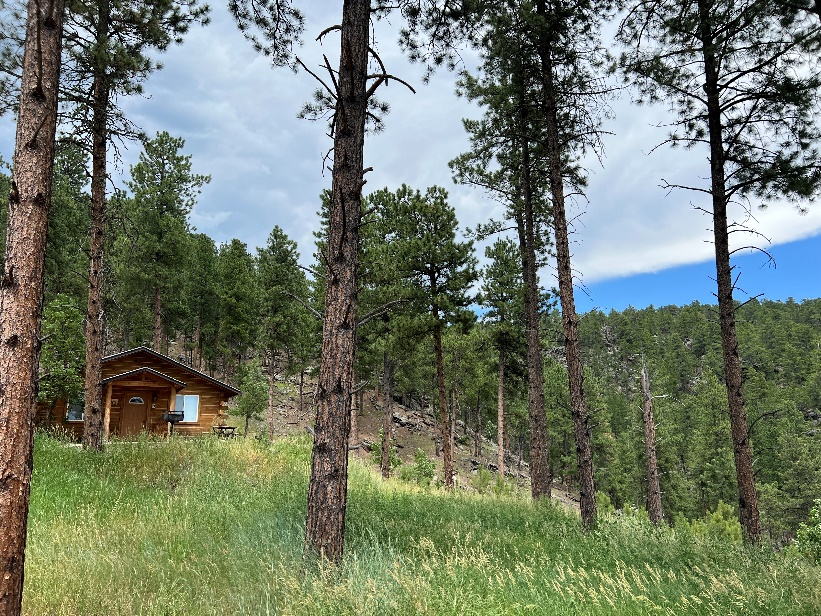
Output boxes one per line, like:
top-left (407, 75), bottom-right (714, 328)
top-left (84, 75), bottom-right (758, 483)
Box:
top-left (304, 0), bottom-right (369, 563)
top-left (640, 363), bottom-right (663, 524)
top-left (515, 87), bottom-right (551, 499)
top-left (193, 317), bottom-right (201, 369)
top-left (434, 322), bottom-right (454, 488)
top-left (82, 0), bottom-right (111, 451)
top-left (267, 358), bottom-right (277, 441)
top-left (535, 0), bottom-right (596, 528)
top-left (152, 285), bottom-right (162, 352)
top-left (697, 0), bottom-right (760, 542)
top-left (497, 345), bottom-right (505, 476)
top-left (0, 1), bottom-right (65, 610)
top-left (380, 352), bottom-right (394, 479)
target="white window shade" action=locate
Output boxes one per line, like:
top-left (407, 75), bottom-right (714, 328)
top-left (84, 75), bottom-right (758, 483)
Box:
top-left (174, 394), bottom-right (200, 423)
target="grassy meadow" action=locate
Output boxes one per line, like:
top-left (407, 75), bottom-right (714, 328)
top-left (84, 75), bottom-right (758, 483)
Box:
top-left (23, 432), bottom-right (821, 615)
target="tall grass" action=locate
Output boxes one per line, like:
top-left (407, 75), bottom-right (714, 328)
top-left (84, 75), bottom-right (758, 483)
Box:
top-left (23, 432), bottom-right (821, 615)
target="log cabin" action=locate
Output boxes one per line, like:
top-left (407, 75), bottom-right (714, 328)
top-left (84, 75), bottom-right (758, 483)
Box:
top-left (37, 346), bottom-right (241, 438)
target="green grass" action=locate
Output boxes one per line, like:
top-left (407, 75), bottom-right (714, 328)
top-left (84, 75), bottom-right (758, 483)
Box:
top-left (23, 432), bottom-right (821, 615)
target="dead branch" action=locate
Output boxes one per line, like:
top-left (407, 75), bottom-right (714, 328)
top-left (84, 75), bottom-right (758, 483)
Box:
top-left (366, 72), bottom-right (416, 99)
top-left (357, 299), bottom-right (407, 328)
top-left (365, 45), bottom-right (416, 99)
top-left (749, 409), bottom-right (779, 433)
top-left (735, 293), bottom-right (765, 312)
top-left (299, 263), bottom-right (323, 279)
top-left (286, 292), bottom-right (322, 321)
top-left (295, 56), bottom-right (337, 100)
top-left (316, 25), bottom-right (341, 42)
top-left (322, 54), bottom-right (339, 94)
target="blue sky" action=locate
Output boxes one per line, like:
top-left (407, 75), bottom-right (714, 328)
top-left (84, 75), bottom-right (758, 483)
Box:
top-left (0, 2), bottom-right (819, 315)
top-left (575, 233), bottom-right (821, 313)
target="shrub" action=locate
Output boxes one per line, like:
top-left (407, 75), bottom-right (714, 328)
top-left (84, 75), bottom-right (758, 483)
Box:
top-left (597, 491), bottom-right (616, 517)
top-left (471, 467), bottom-right (493, 494)
top-left (677, 501), bottom-right (743, 543)
top-left (398, 448), bottom-right (435, 486)
top-left (795, 498), bottom-right (821, 563)
top-left (370, 429), bottom-right (402, 470)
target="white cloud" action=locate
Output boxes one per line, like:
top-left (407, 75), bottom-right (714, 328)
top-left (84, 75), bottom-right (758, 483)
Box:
top-left (0, 1), bottom-right (819, 290)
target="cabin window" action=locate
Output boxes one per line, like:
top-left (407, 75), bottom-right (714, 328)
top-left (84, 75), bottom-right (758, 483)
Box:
top-left (175, 394), bottom-right (200, 423)
top-left (128, 396), bottom-right (145, 405)
top-left (65, 400), bottom-right (84, 422)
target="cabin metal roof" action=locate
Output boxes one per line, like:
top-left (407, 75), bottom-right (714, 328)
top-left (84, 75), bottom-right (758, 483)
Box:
top-left (102, 346), bottom-right (241, 396)
top-left (100, 367), bottom-right (188, 389)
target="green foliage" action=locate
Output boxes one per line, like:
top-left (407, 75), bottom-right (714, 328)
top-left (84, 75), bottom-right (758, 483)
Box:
top-left (60, 0), bottom-right (210, 146)
top-left (215, 239), bottom-right (260, 374)
top-left (46, 141), bottom-right (91, 302)
top-left (228, 0), bottom-right (305, 68)
top-left (370, 429), bottom-right (402, 470)
top-left (397, 448), bottom-right (436, 487)
top-left (617, 1), bottom-right (821, 204)
top-left (256, 225), bottom-right (314, 376)
top-left (471, 466), bottom-right (494, 494)
top-left (38, 294), bottom-right (85, 410)
top-left (796, 499), bottom-right (821, 564)
top-left (371, 184), bottom-right (478, 337)
top-left (676, 501), bottom-right (743, 544)
top-left (108, 132), bottom-right (210, 347)
top-left (596, 491), bottom-right (616, 517)
top-left (558, 298), bottom-right (821, 533)
top-left (229, 359), bottom-right (268, 436)
top-left (471, 467), bottom-right (515, 497)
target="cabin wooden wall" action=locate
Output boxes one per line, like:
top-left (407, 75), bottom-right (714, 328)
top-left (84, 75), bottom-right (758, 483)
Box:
top-left (36, 349), bottom-right (235, 437)
top-left (34, 398), bottom-right (84, 438)
top-left (101, 352), bottom-right (232, 435)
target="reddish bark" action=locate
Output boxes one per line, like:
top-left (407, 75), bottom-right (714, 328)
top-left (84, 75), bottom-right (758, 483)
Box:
top-left (696, 0), bottom-right (760, 543)
top-left (535, 0), bottom-right (596, 529)
top-left (0, 1), bottom-right (65, 611)
top-left (304, 0), bottom-right (370, 563)
top-left (82, 0), bottom-right (111, 452)
top-left (497, 346), bottom-right (505, 477)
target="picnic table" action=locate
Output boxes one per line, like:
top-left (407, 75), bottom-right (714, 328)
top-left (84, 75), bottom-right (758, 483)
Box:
top-left (212, 425), bottom-right (237, 438)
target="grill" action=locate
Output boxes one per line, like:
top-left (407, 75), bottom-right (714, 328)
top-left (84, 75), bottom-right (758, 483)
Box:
top-left (162, 411), bottom-right (184, 435)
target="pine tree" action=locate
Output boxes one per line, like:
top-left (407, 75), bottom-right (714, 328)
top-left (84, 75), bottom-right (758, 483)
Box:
top-left (480, 238), bottom-right (526, 478)
top-left (0, 0), bottom-right (65, 609)
top-left (380, 184), bottom-right (477, 489)
top-left (450, 21), bottom-right (556, 499)
top-left (120, 131), bottom-right (209, 352)
top-left (215, 238), bottom-right (259, 380)
top-left (257, 225), bottom-right (313, 440)
top-left (229, 0), bottom-right (478, 561)
top-left (617, 0), bottom-right (821, 542)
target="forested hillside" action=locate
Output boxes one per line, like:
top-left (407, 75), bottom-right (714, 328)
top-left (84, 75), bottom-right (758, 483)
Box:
top-left (1, 153), bottom-right (818, 542)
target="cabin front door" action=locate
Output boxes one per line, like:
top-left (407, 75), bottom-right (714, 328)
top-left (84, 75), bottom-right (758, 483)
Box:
top-left (121, 392), bottom-right (149, 436)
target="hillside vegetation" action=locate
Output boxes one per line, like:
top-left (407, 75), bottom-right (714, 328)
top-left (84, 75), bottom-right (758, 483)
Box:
top-left (25, 433), bottom-right (821, 615)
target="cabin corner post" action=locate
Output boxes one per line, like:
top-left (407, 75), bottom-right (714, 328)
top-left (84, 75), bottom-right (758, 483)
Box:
top-left (103, 382), bottom-right (113, 441)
